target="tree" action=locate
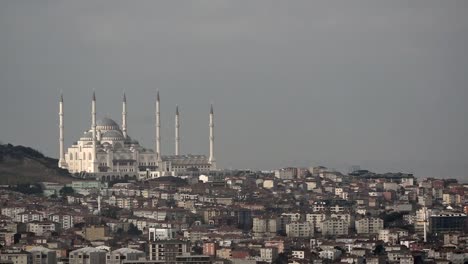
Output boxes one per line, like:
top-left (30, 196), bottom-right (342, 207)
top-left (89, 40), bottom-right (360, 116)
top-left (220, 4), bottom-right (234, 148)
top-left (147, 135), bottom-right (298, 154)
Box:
top-left (101, 207), bottom-right (120, 219)
top-left (59, 186), bottom-right (75, 196)
top-left (73, 223), bottom-right (85, 228)
top-left (9, 184), bottom-right (43, 195)
top-left (192, 246), bottom-right (203, 255)
top-left (116, 228), bottom-right (124, 237)
top-left (373, 244), bottom-right (385, 255)
top-left (127, 223), bottom-right (142, 236)
top-left (274, 253), bottom-right (288, 264)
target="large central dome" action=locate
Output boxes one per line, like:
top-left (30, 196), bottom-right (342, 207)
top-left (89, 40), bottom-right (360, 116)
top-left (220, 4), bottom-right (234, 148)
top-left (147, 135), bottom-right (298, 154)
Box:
top-left (96, 117), bottom-right (121, 131)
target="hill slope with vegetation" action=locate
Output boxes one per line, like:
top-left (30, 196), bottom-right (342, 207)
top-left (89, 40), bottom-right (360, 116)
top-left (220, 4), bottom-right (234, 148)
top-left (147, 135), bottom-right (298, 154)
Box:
top-left (0, 144), bottom-right (74, 184)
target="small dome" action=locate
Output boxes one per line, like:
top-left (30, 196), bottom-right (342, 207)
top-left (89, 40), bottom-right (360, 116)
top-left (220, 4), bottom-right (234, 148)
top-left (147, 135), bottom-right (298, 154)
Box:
top-left (102, 130), bottom-right (124, 140)
top-left (80, 131), bottom-right (93, 141)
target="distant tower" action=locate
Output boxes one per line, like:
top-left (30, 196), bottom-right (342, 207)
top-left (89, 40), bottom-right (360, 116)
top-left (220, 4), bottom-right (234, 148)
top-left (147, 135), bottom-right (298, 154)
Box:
top-left (97, 195), bottom-right (101, 215)
top-left (58, 93), bottom-right (66, 168)
top-left (122, 92), bottom-right (127, 138)
top-left (175, 105), bottom-right (180, 155)
top-left (209, 104), bottom-right (216, 169)
top-left (423, 207), bottom-right (428, 243)
top-left (155, 91), bottom-right (162, 161)
top-left (91, 92), bottom-right (98, 172)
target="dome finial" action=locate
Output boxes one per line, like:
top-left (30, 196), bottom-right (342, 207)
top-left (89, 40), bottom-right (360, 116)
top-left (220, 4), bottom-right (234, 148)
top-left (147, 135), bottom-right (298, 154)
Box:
top-left (123, 92), bottom-right (126, 102)
top-left (157, 90), bottom-right (160, 101)
top-left (60, 91), bottom-right (63, 102)
top-left (92, 90), bottom-right (96, 101)
top-left (210, 104), bottom-right (214, 114)
top-left (176, 105), bottom-right (179, 115)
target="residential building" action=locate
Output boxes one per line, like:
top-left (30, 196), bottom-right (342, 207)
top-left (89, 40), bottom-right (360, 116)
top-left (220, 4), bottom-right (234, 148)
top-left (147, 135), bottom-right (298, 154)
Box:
top-left (355, 217), bottom-right (383, 234)
top-left (148, 240), bottom-right (190, 263)
top-left (321, 218), bottom-right (348, 236)
top-left (106, 248), bottom-right (145, 264)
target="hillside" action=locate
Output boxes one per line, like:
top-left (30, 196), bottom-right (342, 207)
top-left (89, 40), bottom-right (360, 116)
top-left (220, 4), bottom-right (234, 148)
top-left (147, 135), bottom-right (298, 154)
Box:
top-left (0, 144), bottom-right (75, 184)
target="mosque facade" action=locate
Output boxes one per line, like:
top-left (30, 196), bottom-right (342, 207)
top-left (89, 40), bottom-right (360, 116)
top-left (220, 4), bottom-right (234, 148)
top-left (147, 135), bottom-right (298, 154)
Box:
top-left (58, 92), bottom-right (216, 181)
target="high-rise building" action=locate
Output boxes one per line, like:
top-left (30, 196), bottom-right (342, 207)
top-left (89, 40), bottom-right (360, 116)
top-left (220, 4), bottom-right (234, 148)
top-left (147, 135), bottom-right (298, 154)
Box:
top-left (429, 213), bottom-right (467, 234)
top-left (148, 240), bottom-right (190, 263)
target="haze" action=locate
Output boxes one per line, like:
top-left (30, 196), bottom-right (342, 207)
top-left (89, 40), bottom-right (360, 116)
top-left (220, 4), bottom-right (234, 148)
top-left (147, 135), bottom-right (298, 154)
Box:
top-left (1, 1), bottom-right (467, 180)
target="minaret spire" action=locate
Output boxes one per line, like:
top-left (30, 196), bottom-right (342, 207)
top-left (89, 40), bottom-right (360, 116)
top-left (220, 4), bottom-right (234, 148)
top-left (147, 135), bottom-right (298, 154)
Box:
top-left (58, 92), bottom-right (66, 168)
top-left (91, 91), bottom-right (98, 172)
top-left (209, 104), bottom-right (216, 169)
top-left (175, 105), bottom-right (180, 155)
top-left (122, 92), bottom-right (127, 138)
top-left (155, 91), bottom-right (162, 161)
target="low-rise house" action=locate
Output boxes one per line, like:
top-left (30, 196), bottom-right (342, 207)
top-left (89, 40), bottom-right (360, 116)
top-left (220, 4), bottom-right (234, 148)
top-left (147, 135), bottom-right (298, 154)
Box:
top-left (0, 249), bottom-right (32, 264)
top-left (106, 248), bottom-right (145, 264)
top-left (69, 247), bottom-right (107, 264)
top-left (27, 246), bottom-right (56, 264)
top-left (26, 221), bottom-right (58, 236)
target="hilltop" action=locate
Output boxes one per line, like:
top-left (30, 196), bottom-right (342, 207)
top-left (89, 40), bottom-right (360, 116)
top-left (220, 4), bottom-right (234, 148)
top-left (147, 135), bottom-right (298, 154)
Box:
top-left (0, 143), bottom-right (74, 184)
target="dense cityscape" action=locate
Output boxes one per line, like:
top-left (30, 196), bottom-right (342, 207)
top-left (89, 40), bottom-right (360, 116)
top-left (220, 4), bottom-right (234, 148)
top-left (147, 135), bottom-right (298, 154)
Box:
top-left (0, 91), bottom-right (466, 263)
top-left (0, 152), bottom-right (467, 264)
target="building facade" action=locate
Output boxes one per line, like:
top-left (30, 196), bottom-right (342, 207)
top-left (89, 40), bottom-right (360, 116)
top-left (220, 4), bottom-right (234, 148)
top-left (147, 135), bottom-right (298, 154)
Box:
top-left (58, 92), bottom-right (217, 180)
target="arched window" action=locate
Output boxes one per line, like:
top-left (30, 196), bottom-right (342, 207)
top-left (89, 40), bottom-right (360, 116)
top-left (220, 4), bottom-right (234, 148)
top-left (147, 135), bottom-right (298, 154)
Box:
top-left (69, 153), bottom-right (73, 160)
top-left (83, 152), bottom-right (86, 160)
top-left (89, 153), bottom-right (92, 160)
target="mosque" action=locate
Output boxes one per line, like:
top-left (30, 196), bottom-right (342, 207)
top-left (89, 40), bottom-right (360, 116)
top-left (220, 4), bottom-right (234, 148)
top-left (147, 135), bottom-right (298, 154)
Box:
top-left (57, 92), bottom-right (216, 181)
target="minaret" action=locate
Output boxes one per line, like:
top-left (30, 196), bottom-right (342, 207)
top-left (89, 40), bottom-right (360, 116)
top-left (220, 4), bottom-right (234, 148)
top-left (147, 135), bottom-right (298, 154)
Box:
top-left (175, 105), bottom-right (180, 155)
top-left (58, 92), bottom-right (66, 168)
top-left (155, 91), bottom-right (162, 161)
top-left (209, 104), bottom-right (216, 168)
top-left (91, 92), bottom-right (98, 172)
top-left (423, 207), bottom-right (428, 243)
top-left (97, 195), bottom-right (101, 215)
top-left (122, 92), bottom-right (127, 138)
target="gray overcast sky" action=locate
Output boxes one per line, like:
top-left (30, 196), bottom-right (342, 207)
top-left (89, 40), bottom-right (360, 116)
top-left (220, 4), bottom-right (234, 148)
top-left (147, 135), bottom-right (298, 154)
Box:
top-left (1, 1), bottom-right (467, 180)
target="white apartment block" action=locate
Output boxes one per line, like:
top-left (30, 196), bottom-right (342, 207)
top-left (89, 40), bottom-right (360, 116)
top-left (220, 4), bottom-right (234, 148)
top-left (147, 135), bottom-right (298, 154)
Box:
top-left (18, 211), bottom-right (45, 223)
top-left (355, 217), bottom-right (384, 234)
top-left (106, 248), bottom-right (145, 264)
top-left (1, 207), bottom-right (26, 220)
top-left (49, 214), bottom-right (74, 230)
top-left (26, 222), bottom-right (57, 236)
top-left (260, 247), bottom-right (278, 263)
top-left (286, 221), bottom-right (314, 238)
top-left (69, 247), bottom-right (107, 264)
top-left (306, 213), bottom-right (326, 232)
top-left (321, 218), bottom-right (349, 236)
top-left (319, 249), bottom-right (342, 260)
